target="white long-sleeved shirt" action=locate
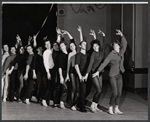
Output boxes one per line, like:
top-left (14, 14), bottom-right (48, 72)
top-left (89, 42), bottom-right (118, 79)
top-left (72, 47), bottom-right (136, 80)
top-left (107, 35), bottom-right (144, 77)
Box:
top-left (43, 49), bottom-right (54, 73)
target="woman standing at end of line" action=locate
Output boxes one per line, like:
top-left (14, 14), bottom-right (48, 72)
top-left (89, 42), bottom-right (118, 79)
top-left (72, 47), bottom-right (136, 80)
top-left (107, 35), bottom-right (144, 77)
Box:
top-left (92, 29), bottom-right (127, 115)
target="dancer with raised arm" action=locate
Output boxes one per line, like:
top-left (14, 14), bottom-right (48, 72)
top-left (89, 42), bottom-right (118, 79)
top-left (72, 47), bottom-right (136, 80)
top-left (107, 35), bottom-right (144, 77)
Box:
top-left (75, 26), bottom-right (88, 112)
top-left (62, 29), bottom-right (79, 111)
top-left (84, 29), bottom-right (106, 113)
top-left (92, 30), bottom-right (127, 115)
top-left (58, 39), bottom-right (68, 109)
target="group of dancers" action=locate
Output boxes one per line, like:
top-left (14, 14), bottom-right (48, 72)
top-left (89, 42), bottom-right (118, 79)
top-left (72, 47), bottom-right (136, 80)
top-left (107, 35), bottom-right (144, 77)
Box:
top-left (1, 26), bottom-right (127, 114)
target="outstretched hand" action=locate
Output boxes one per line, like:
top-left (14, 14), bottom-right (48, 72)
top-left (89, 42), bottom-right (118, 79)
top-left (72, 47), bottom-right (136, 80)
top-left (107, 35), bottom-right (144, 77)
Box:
top-left (16, 34), bottom-right (21, 42)
top-left (56, 28), bottom-right (62, 35)
top-left (92, 71), bottom-right (99, 78)
top-left (77, 26), bottom-right (82, 32)
top-left (89, 29), bottom-right (96, 39)
top-left (98, 29), bottom-right (105, 36)
top-left (116, 29), bottom-right (123, 36)
top-left (33, 35), bottom-right (37, 41)
top-left (89, 29), bottom-right (95, 36)
top-left (61, 30), bottom-right (68, 35)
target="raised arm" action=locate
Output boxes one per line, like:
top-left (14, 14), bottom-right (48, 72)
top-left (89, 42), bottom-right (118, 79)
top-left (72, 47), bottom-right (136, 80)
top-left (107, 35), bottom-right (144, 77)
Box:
top-left (56, 28), bottom-right (62, 43)
top-left (33, 35), bottom-right (37, 48)
top-left (89, 29), bottom-right (97, 40)
top-left (61, 30), bottom-right (73, 40)
top-left (98, 29), bottom-right (106, 51)
top-left (15, 34), bottom-right (22, 49)
top-left (77, 26), bottom-right (83, 42)
top-left (116, 29), bottom-right (127, 54)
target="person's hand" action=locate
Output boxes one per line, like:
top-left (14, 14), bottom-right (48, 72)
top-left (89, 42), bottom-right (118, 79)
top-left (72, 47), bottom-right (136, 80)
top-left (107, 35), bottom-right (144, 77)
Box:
top-left (47, 72), bottom-right (51, 80)
top-left (89, 29), bottom-right (95, 36)
top-left (89, 29), bottom-right (96, 39)
top-left (24, 74), bottom-right (28, 80)
top-left (56, 28), bottom-right (62, 35)
top-left (33, 72), bottom-right (37, 79)
top-left (28, 36), bottom-right (32, 41)
top-left (16, 34), bottom-right (21, 42)
top-left (92, 71), bottom-right (99, 78)
top-left (33, 35), bottom-right (37, 41)
top-left (8, 69), bottom-right (13, 75)
top-left (98, 29), bottom-right (105, 36)
top-left (61, 30), bottom-right (67, 35)
top-left (65, 74), bottom-right (70, 82)
top-left (79, 75), bottom-right (84, 82)
top-left (60, 77), bottom-right (64, 84)
top-left (77, 26), bottom-right (82, 32)
top-left (83, 74), bottom-right (88, 82)
top-left (116, 29), bottom-right (123, 37)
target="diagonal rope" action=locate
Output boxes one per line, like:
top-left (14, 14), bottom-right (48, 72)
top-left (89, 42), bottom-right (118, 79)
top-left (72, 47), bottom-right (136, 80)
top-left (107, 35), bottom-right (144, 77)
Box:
top-left (35, 4), bottom-right (54, 37)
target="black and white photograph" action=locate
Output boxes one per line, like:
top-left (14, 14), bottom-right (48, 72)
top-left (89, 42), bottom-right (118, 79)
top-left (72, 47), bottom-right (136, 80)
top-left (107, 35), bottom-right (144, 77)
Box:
top-left (1, 1), bottom-right (148, 120)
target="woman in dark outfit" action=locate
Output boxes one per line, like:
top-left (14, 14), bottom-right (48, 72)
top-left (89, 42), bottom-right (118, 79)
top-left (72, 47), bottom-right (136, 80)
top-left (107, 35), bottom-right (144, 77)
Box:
top-left (84, 29), bottom-right (106, 113)
top-left (93, 29), bottom-right (127, 115)
top-left (58, 40), bottom-right (68, 109)
top-left (62, 30), bottom-right (79, 111)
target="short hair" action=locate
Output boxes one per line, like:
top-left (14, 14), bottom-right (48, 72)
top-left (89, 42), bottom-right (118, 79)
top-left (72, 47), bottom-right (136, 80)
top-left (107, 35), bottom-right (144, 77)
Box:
top-left (79, 40), bottom-right (87, 46)
top-left (44, 38), bottom-right (51, 43)
top-left (26, 45), bottom-right (32, 50)
top-left (37, 47), bottom-right (43, 52)
top-left (90, 39), bottom-right (101, 47)
top-left (111, 40), bottom-right (121, 48)
top-left (59, 40), bottom-right (67, 46)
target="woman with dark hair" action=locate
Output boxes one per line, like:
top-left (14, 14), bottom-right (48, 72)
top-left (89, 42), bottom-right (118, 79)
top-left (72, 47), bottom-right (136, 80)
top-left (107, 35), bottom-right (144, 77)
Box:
top-left (84, 29), bottom-right (106, 113)
top-left (58, 40), bottom-right (68, 109)
top-left (61, 30), bottom-right (79, 111)
top-left (92, 29), bottom-right (127, 115)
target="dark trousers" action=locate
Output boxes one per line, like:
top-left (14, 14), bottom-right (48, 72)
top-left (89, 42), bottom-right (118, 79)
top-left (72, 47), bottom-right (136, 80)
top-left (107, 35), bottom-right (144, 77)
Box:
top-left (24, 75), bottom-right (35, 99)
top-left (70, 73), bottom-right (79, 107)
top-left (50, 68), bottom-right (60, 104)
top-left (109, 74), bottom-right (123, 106)
top-left (15, 70), bottom-right (24, 99)
top-left (60, 70), bottom-right (68, 103)
top-left (36, 72), bottom-right (49, 101)
top-left (92, 75), bottom-right (102, 103)
top-left (79, 80), bottom-right (86, 109)
top-left (8, 70), bottom-right (17, 100)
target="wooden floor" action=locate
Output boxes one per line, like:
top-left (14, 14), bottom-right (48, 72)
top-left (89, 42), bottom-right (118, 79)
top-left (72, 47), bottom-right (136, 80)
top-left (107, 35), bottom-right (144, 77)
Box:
top-left (2, 84), bottom-right (148, 120)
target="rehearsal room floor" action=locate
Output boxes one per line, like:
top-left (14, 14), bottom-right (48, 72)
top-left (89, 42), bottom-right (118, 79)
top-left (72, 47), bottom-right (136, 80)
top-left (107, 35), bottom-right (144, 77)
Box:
top-left (2, 83), bottom-right (148, 120)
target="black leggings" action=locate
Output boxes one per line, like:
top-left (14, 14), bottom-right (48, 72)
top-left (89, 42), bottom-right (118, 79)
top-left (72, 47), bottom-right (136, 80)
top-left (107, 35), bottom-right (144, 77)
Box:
top-left (92, 75), bottom-right (102, 103)
top-left (37, 72), bottom-right (49, 101)
top-left (8, 70), bottom-right (17, 100)
top-left (70, 73), bottom-right (79, 107)
top-left (16, 70), bottom-right (24, 99)
top-left (52, 69), bottom-right (60, 104)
